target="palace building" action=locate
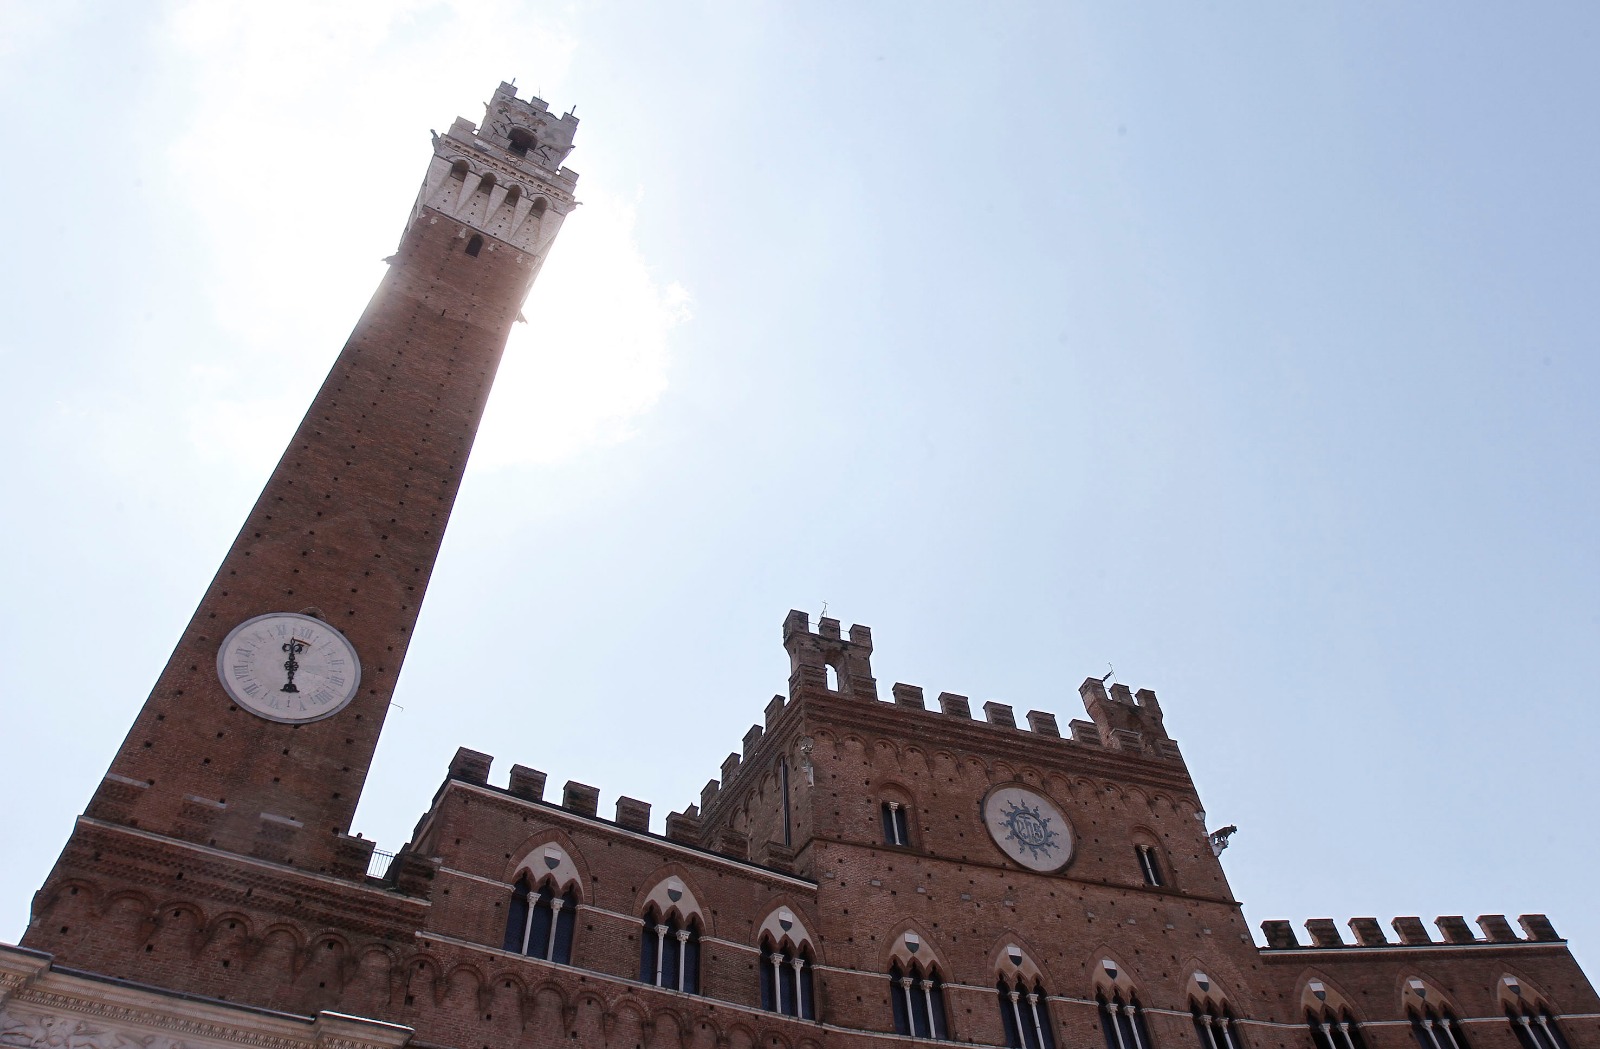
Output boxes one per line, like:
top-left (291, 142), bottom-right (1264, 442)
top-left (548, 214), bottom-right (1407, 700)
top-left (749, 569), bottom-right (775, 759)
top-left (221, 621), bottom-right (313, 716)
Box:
top-left (2, 84), bottom-right (1594, 1049)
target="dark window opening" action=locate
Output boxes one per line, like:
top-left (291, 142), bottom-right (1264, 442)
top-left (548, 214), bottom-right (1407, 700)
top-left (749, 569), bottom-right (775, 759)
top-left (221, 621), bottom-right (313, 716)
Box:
top-left (465, 235), bottom-right (483, 257)
top-left (1135, 844), bottom-right (1164, 887)
top-left (502, 875), bottom-right (576, 963)
top-left (760, 939), bottom-right (814, 1019)
top-left (882, 801), bottom-right (911, 847)
top-left (1099, 993), bottom-right (1152, 1049)
top-left (1308, 1009), bottom-right (1369, 1049)
top-left (999, 976), bottom-right (1055, 1049)
top-left (1192, 1002), bottom-right (1242, 1049)
top-left (779, 759), bottom-right (792, 847)
top-left (508, 129), bottom-right (534, 158)
top-left (890, 961), bottom-right (947, 1039)
top-left (1508, 1005), bottom-right (1569, 1049)
top-left (1409, 1004), bottom-right (1468, 1049)
top-left (638, 907), bottom-right (700, 994)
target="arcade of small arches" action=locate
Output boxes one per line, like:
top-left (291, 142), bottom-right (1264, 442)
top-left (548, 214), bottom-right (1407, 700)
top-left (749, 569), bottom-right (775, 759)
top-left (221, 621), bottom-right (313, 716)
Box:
top-left (421, 155), bottom-right (558, 253)
top-left (443, 158), bottom-right (551, 217)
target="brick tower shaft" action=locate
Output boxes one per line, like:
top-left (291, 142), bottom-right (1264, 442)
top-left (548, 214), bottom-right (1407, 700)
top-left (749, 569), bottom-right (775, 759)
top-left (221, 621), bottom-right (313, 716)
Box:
top-left (54, 83), bottom-right (579, 878)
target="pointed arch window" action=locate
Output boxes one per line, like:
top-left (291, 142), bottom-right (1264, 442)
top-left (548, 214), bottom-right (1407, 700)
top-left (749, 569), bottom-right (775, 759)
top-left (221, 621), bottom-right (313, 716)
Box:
top-left (1508, 1004), bottom-right (1569, 1049)
top-left (998, 975), bottom-right (1054, 1049)
top-left (759, 936), bottom-right (814, 1019)
top-left (639, 906), bottom-right (700, 993)
top-left (1410, 1003), bottom-right (1468, 1049)
top-left (502, 874), bottom-right (576, 964)
top-left (890, 961), bottom-right (947, 1039)
top-left (1099, 991), bottom-right (1152, 1049)
top-left (1192, 1002), bottom-right (1242, 1049)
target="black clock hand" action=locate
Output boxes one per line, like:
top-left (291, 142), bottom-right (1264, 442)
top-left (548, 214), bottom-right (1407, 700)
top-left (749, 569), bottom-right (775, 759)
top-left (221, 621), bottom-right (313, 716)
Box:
top-left (280, 637), bottom-right (308, 693)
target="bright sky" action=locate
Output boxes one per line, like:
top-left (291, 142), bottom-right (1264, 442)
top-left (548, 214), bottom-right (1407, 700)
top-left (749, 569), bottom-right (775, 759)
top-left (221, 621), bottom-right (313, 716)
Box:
top-left (3, 3), bottom-right (1597, 977)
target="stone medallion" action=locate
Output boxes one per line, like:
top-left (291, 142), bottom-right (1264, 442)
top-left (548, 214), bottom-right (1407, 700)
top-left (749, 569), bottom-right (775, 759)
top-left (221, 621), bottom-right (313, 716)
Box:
top-left (981, 785), bottom-right (1074, 872)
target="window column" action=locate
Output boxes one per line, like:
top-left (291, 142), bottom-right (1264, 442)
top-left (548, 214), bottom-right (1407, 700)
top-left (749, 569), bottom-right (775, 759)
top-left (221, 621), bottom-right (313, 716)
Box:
top-left (789, 954), bottom-right (808, 1019)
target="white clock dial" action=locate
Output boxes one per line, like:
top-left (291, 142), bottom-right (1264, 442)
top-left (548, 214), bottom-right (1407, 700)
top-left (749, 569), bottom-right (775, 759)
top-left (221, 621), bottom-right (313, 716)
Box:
top-left (216, 612), bottom-right (361, 723)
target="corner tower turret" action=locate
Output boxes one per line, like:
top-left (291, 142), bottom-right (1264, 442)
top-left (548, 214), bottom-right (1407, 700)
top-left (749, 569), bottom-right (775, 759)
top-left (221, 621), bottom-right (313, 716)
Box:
top-left (783, 609), bottom-right (878, 702)
top-left (1079, 676), bottom-right (1173, 753)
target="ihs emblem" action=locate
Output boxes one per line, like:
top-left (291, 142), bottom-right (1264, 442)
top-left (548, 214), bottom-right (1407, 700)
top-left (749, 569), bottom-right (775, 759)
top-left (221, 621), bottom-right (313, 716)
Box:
top-left (982, 786), bottom-right (1074, 871)
top-left (999, 799), bottom-right (1060, 860)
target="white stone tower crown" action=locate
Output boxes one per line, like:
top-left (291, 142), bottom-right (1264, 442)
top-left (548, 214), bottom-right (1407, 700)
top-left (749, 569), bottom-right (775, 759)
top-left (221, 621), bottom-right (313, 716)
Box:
top-left (410, 81), bottom-right (579, 268)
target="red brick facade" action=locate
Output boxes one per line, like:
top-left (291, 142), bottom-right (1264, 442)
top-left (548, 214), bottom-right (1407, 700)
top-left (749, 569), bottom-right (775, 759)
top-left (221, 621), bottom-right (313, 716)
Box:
top-left (11, 85), bottom-right (1597, 1049)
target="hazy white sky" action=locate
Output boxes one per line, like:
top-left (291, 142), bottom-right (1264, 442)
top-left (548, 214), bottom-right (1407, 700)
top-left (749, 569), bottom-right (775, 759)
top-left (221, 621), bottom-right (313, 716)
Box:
top-left (3, 2), bottom-right (1598, 977)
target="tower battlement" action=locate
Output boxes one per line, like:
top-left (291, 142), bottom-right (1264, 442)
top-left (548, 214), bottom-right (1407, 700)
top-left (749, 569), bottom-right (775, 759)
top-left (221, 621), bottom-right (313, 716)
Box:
top-left (1261, 913), bottom-right (1563, 949)
top-left (779, 609), bottom-right (1184, 761)
top-left (466, 81), bottom-right (579, 178)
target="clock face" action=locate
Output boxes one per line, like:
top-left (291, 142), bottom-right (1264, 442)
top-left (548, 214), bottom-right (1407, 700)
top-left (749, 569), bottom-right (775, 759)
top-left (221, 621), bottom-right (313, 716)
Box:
top-left (982, 785), bottom-right (1074, 872)
top-left (216, 612), bottom-right (361, 723)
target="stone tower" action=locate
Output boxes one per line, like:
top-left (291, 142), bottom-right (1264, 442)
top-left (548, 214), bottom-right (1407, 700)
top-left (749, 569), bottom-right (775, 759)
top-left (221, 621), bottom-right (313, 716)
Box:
top-left (33, 82), bottom-right (579, 885)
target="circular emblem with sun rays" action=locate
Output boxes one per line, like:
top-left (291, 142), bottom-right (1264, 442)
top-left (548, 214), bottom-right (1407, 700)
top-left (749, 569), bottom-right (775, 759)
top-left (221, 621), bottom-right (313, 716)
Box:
top-left (982, 785), bottom-right (1074, 872)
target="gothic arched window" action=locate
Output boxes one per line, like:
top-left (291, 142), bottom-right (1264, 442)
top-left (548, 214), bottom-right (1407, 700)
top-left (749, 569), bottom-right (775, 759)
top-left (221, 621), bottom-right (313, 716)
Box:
top-left (502, 874), bottom-right (576, 964)
top-left (998, 975), bottom-right (1054, 1049)
top-left (639, 906), bottom-right (700, 994)
top-left (890, 960), bottom-right (947, 1039)
top-left (1099, 991), bottom-right (1152, 1049)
